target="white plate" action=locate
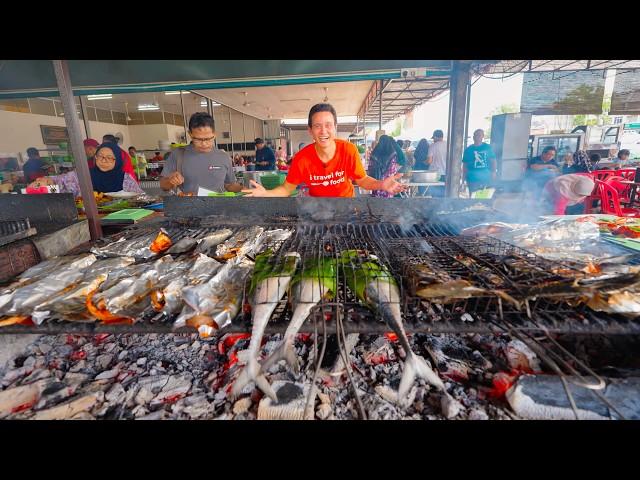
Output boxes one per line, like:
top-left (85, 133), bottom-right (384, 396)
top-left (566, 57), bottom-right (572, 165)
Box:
top-left (104, 191), bottom-right (139, 198)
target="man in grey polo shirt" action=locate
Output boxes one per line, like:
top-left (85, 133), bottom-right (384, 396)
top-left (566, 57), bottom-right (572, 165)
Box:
top-left (160, 112), bottom-right (243, 194)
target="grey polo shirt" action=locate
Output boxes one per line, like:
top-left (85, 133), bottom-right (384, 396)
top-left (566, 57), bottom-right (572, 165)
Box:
top-left (161, 145), bottom-right (236, 193)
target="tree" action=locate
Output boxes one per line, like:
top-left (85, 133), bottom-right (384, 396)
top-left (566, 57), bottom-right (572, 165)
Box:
top-left (390, 118), bottom-right (402, 138)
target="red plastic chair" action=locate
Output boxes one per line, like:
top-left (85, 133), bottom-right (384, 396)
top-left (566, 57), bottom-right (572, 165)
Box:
top-left (597, 180), bottom-right (640, 217)
top-left (592, 170), bottom-right (615, 182)
top-left (605, 176), bottom-right (632, 203)
top-left (615, 168), bottom-right (636, 181)
top-left (575, 172), bottom-right (599, 213)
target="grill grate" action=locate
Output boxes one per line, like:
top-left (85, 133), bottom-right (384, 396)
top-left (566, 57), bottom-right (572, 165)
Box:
top-left (2, 220), bottom-right (640, 336)
top-left (0, 219), bottom-right (37, 247)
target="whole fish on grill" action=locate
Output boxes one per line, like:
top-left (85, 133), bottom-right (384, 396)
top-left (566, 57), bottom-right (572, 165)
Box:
top-left (260, 256), bottom-right (337, 378)
top-left (194, 228), bottom-right (234, 255)
top-left (214, 226), bottom-right (264, 261)
top-left (232, 250), bottom-right (301, 401)
top-left (166, 237), bottom-right (199, 255)
top-left (31, 257), bottom-right (136, 323)
top-left (86, 260), bottom-right (166, 323)
top-left (174, 257), bottom-right (253, 337)
top-left (173, 228), bottom-right (291, 338)
top-left (0, 254), bottom-right (97, 323)
top-left (0, 255), bottom-right (97, 312)
top-left (91, 229), bottom-right (172, 260)
top-left (339, 249), bottom-right (445, 400)
top-left (153, 254), bottom-right (222, 315)
top-left (409, 264), bottom-right (488, 302)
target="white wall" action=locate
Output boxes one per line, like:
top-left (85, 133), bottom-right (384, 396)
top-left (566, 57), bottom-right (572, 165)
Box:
top-left (87, 121), bottom-right (131, 147)
top-left (167, 125), bottom-right (187, 144)
top-left (290, 130), bottom-right (312, 153)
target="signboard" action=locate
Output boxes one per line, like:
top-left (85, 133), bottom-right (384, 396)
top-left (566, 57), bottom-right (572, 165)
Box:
top-left (610, 71), bottom-right (640, 115)
top-left (624, 123), bottom-right (640, 130)
top-left (520, 70), bottom-right (606, 115)
top-left (40, 125), bottom-right (70, 145)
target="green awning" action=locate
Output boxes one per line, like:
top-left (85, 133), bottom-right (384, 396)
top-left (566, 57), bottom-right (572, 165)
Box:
top-left (0, 60), bottom-right (458, 98)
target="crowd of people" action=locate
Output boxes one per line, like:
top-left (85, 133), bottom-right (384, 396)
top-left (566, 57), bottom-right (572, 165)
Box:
top-left (17, 102), bottom-right (635, 215)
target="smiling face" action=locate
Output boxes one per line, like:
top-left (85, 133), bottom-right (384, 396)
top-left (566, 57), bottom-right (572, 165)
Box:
top-left (94, 147), bottom-right (117, 172)
top-left (189, 126), bottom-right (215, 153)
top-left (308, 111), bottom-right (337, 150)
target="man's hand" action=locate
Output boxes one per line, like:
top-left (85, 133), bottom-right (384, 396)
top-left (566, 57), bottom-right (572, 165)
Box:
top-left (167, 172), bottom-right (184, 187)
top-left (241, 180), bottom-right (268, 197)
top-left (380, 173), bottom-right (408, 195)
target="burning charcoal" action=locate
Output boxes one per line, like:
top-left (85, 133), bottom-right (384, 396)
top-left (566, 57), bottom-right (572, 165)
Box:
top-left (136, 357), bottom-right (147, 366)
top-left (152, 373), bottom-right (192, 405)
top-left (37, 343), bottom-right (52, 355)
top-left (131, 405), bottom-right (149, 418)
top-left (105, 383), bottom-right (126, 404)
top-left (468, 409), bottom-right (489, 420)
top-left (32, 392), bottom-right (104, 420)
top-left (137, 410), bottom-right (166, 420)
top-left (69, 360), bottom-right (87, 373)
top-left (441, 394), bottom-right (464, 419)
top-left (95, 369), bottom-right (120, 381)
top-left (0, 378), bottom-right (55, 418)
top-left (64, 373), bottom-right (90, 386)
top-left (135, 388), bottom-right (155, 406)
top-left (20, 368), bottom-right (52, 385)
top-left (35, 382), bottom-right (78, 410)
top-left (96, 354), bottom-right (114, 370)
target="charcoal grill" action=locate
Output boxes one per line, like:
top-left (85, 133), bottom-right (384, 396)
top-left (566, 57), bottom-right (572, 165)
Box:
top-left (2, 198), bottom-right (639, 337)
top-left (3, 197), bottom-right (638, 419)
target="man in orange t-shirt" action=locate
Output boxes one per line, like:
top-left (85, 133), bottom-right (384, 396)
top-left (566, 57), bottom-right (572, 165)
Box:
top-left (242, 103), bottom-right (407, 198)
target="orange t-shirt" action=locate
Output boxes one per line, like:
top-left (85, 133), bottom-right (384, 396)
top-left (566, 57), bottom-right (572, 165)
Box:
top-left (286, 139), bottom-right (366, 197)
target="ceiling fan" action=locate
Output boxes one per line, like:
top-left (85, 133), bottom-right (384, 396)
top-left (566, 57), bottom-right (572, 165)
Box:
top-left (322, 86), bottom-right (345, 103)
top-left (241, 91), bottom-right (254, 107)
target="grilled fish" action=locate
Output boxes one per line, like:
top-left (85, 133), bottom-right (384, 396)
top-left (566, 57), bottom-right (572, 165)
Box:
top-left (90, 229), bottom-right (172, 260)
top-left (260, 256), bottom-right (337, 378)
top-left (410, 264), bottom-right (488, 301)
top-left (232, 251), bottom-right (301, 401)
top-left (214, 226), bottom-right (264, 261)
top-left (194, 229), bottom-right (234, 255)
top-left (31, 257), bottom-right (136, 323)
top-left (155, 254), bottom-right (222, 315)
top-left (166, 237), bottom-right (198, 255)
top-left (339, 250), bottom-right (445, 399)
top-left (1, 254), bottom-right (97, 318)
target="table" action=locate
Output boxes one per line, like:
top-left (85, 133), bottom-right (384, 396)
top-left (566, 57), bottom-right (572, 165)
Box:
top-left (400, 182), bottom-right (445, 197)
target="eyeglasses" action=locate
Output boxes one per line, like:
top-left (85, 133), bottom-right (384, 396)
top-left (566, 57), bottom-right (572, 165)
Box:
top-left (95, 155), bottom-right (116, 162)
top-left (191, 136), bottom-right (215, 144)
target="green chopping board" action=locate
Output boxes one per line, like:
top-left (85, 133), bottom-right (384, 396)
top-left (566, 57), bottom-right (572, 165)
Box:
top-left (102, 208), bottom-right (154, 222)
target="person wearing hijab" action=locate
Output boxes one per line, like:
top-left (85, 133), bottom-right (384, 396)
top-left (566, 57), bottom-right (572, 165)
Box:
top-left (27, 142), bottom-right (144, 197)
top-left (542, 174), bottom-right (595, 215)
top-left (368, 135), bottom-right (404, 198)
top-left (83, 139), bottom-right (99, 168)
top-left (563, 150), bottom-right (595, 174)
top-left (413, 139), bottom-right (430, 170)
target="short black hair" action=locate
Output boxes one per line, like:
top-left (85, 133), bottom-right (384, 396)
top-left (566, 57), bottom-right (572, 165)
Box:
top-left (619, 149), bottom-right (630, 158)
top-left (128, 146), bottom-right (136, 151)
top-left (103, 134), bottom-right (117, 143)
top-left (308, 103), bottom-right (337, 127)
top-left (590, 153), bottom-right (601, 162)
top-left (188, 111), bottom-right (214, 131)
top-left (26, 147), bottom-right (39, 157)
top-left (542, 146), bottom-right (557, 154)
top-left (155, 151), bottom-right (160, 155)
top-left (254, 138), bottom-right (264, 145)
